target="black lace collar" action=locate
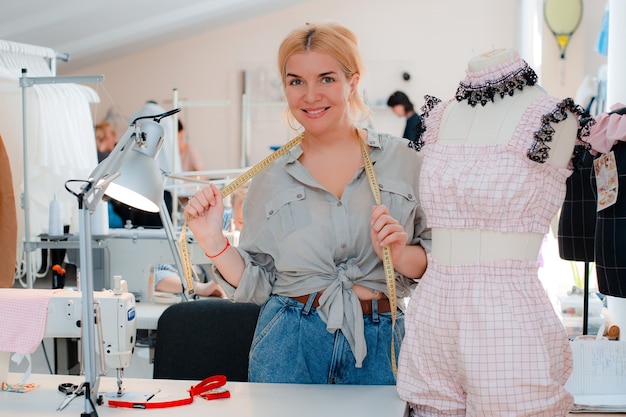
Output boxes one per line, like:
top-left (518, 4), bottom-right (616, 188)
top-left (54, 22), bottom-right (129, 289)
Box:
top-left (455, 60), bottom-right (538, 107)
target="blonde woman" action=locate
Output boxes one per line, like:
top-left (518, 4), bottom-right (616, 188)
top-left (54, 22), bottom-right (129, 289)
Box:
top-left (185, 22), bottom-right (429, 384)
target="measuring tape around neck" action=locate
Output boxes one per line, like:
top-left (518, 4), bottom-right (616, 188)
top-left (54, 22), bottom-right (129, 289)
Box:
top-left (178, 129), bottom-right (398, 375)
top-left (178, 133), bottom-right (305, 295)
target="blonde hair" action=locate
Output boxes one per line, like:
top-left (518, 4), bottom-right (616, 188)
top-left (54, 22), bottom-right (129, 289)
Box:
top-left (277, 22), bottom-right (369, 123)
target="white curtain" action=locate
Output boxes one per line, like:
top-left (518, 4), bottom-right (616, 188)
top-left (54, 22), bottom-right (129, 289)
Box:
top-left (0, 39), bottom-right (100, 284)
top-left (27, 83), bottom-right (100, 236)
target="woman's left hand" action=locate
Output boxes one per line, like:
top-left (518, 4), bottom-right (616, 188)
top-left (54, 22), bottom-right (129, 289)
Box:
top-left (370, 204), bottom-right (407, 264)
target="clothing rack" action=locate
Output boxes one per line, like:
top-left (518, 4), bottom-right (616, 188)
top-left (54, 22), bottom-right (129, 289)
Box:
top-left (0, 39), bottom-right (65, 75)
top-left (19, 71), bottom-right (103, 287)
top-left (1, 39), bottom-right (102, 288)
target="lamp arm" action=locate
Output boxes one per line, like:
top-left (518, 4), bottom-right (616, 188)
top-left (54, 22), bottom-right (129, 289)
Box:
top-left (131, 108), bottom-right (181, 125)
top-left (159, 200), bottom-right (190, 300)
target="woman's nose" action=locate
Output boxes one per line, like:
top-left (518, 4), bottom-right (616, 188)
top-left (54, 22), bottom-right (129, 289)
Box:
top-left (304, 84), bottom-right (319, 102)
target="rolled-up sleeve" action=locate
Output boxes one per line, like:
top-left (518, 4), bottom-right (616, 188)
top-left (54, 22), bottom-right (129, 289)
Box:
top-left (211, 247), bottom-right (276, 305)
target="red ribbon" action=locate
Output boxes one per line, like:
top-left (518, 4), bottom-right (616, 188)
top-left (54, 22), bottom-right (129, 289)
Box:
top-left (108, 375), bottom-right (230, 409)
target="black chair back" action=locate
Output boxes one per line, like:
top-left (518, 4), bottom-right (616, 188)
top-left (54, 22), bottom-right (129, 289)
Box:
top-left (153, 298), bottom-right (260, 381)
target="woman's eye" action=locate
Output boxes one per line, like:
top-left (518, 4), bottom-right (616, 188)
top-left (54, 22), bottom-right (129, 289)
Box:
top-left (321, 76), bottom-right (334, 84)
top-left (288, 78), bottom-right (303, 86)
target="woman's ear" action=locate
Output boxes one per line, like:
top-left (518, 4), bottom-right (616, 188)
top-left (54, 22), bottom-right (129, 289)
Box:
top-left (349, 73), bottom-right (360, 95)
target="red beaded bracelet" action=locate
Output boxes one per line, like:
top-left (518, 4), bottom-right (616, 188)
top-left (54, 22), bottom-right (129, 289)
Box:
top-left (206, 239), bottom-right (230, 259)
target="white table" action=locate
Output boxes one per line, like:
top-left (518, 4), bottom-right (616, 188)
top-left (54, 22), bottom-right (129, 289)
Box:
top-left (2, 373), bottom-right (620, 416)
top-left (134, 301), bottom-right (170, 330)
top-left (1, 373), bottom-right (407, 417)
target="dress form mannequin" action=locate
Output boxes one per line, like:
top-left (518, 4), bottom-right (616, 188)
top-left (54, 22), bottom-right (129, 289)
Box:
top-left (397, 49), bottom-right (585, 417)
top-left (588, 107), bottom-right (626, 297)
top-left (433, 49), bottom-right (578, 266)
top-left (557, 145), bottom-right (597, 262)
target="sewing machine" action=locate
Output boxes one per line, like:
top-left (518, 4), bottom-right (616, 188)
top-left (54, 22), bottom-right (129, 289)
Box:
top-left (45, 288), bottom-right (136, 396)
top-left (0, 287), bottom-right (136, 399)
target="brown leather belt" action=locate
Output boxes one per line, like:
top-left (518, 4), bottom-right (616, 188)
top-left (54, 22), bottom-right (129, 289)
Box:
top-left (290, 293), bottom-right (392, 315)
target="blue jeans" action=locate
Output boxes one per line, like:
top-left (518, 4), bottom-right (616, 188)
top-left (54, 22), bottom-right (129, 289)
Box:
top-left (248, 294), bottom-right (404, 384)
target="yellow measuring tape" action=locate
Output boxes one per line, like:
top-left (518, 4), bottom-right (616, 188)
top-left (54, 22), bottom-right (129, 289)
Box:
top-left (178, 133), bottom-right (305, 295)
top-left (358, 136), bottom-right (398, 376)
top-left (178, 130), bottom-right (398, 375)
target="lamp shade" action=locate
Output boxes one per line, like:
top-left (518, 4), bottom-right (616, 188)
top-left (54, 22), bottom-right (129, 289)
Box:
top-left (104, 148), bottom-right (163, 213)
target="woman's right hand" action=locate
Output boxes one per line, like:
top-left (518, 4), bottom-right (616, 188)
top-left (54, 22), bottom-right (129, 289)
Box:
top-left (184, 183), bottom-right (227, 255)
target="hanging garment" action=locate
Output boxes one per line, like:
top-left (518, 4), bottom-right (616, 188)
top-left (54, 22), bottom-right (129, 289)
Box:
top-left (25, 83), bottom-right (99, 237)
top-left (592, 140), bottom-right (626, 298)
top-left (557, 146), bottom-right (597, 262)
top-left (588, 106), bottom-right (626, 298)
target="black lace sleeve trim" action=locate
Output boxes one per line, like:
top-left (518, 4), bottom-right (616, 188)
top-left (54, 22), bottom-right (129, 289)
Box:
top-left (527, 98), bottom-right (593, 164)
top-left (455, 62), bottom-right (538, 107)
top-left (571, 112), bottom-right (596, 171)
top-left (409, 95), bottom-right (442, 152)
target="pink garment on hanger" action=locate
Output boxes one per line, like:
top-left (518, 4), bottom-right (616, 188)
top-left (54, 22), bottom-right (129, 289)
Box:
top-left (587, 103), bottom-right (626, 154)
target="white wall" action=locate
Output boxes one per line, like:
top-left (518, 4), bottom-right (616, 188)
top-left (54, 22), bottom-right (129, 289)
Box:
top-left (61, 0), bottom-right (606, 171)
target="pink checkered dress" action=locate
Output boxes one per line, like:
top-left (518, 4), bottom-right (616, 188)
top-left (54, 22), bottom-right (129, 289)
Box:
top-left (397, 74), bottom-right (576, 415)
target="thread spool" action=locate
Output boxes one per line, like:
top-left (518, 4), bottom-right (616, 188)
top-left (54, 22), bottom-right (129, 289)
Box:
top-left (114, 275), bottom-right (122, 295)
top-left (91, 201), bottom-right (109, 235)
top-left (602, 307), bottom-right (621, 340)
top-left (48, 200), bottom-right (63, 237)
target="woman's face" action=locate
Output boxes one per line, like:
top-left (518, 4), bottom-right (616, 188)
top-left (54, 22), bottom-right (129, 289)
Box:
top-left (391, 104), bottom-right (406, 118)
top-left (284, 50), bottom-right (357, 135)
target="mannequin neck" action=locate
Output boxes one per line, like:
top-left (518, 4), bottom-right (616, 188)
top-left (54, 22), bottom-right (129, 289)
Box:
top-left (468, 49), bottom-right (517, 72)
top-left (456, 50), bottom-right (538, 107)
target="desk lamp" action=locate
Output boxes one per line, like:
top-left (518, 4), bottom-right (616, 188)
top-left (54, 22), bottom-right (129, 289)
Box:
top-left (66, 108), bottom-right (180, 416)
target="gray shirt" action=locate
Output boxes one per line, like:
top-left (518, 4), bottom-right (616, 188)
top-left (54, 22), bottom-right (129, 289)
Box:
top-left (213, 129), bottom-right (431, 367)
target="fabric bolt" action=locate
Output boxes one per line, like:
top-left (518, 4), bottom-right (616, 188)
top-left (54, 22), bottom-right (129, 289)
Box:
top-left (212, 129), bottom-right (431, 369)
top-left (591, 140), bottom-right (626, 298)
top-left (398, 257), bottom-right (574, 416)
top-left (0, 289), bottom-right (55, 354)
top-left (557, 146), bottom-right (597, 262)
top-left (398, 54), bottom-right (576, 416)
top-left (248, 294), bottom-right (402, 384)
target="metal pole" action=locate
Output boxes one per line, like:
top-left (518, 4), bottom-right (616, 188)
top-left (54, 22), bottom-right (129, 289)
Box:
top-left (172, 88), bottom-right (180, 228)
top-left (78, 197), bottom-right (99, 415)
top-left (20, 69), bottom-right (34, 288)
top-left (240, 70), bottom-right (250, 168)
top-left (159, 201), bottom-right (188, 300)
